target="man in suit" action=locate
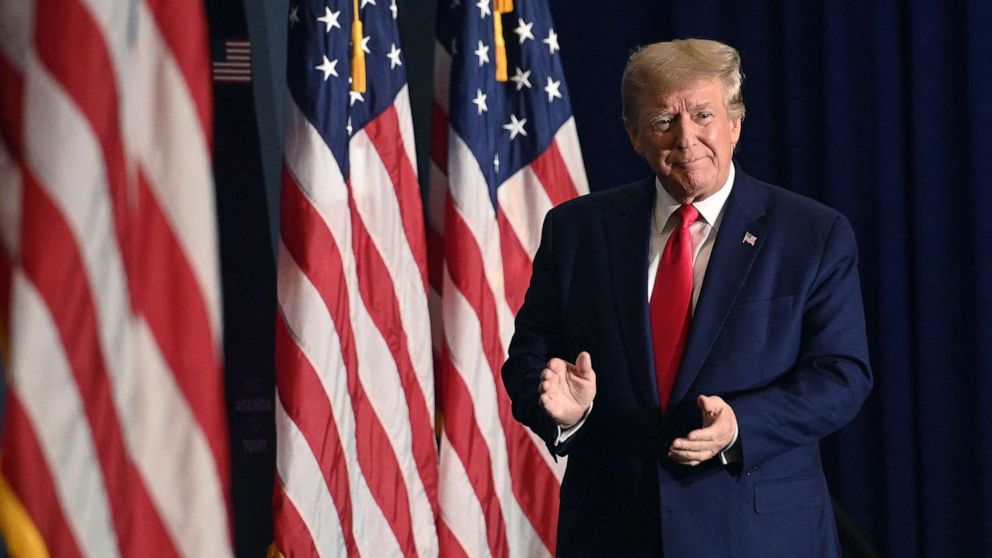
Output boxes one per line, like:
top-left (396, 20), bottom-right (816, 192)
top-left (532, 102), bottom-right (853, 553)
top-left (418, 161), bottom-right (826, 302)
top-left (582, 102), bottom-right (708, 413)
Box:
top-left (502, 39), bottom-right (872, 557)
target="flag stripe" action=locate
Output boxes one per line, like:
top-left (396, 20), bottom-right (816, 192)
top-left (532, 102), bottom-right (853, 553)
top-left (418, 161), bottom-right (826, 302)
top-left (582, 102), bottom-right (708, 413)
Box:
top-left (1, 0), bottom-right (232, 553)
top-left (271, 484), bottom-right (322, 558)
top-left (280, 164), bottom-right (416, 555)
top-left (438, 342), bottom-right (509, 557)
top-left (19, 171), bottom-right (179, 556)
top-left (142, 0), bottom-right (212, 147)
top-left (1, 394), bottom-right (80, 558)
top-left (274, 314), bottom-right (356, 557)
top-left (529, 139), bottom-right (581, 206)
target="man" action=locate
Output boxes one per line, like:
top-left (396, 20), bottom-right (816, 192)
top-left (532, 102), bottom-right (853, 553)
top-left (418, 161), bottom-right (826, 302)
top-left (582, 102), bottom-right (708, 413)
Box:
top-left (502, 39), bottom-right (872, 557)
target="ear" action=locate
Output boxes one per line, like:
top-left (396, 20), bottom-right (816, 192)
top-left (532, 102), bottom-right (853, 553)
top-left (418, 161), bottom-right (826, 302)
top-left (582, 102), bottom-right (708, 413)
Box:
top-left (625, 121), bottom-right (644, 155)
top-left (729, 115), bottom-right (742, 145)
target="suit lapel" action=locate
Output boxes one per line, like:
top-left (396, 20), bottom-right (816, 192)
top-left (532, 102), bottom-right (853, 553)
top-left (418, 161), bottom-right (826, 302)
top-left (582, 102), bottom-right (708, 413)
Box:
top-left (602, 178), bottom-right (657, 410)
top-left (669, 169), bottom-right (769, 408)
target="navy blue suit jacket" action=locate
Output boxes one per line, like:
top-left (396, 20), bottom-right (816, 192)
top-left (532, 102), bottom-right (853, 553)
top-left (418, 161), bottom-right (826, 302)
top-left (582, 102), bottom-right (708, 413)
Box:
top-left (502, 166), bottom-right (872, 557)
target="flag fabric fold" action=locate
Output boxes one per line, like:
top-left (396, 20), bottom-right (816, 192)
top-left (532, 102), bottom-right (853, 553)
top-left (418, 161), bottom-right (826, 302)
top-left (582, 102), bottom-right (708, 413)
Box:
top-left (273, 0), bottom-right (440, 556)
top-left (0, 0), bottom-right (232, 556)
top-left (431, 1), bottom-right (589, 556)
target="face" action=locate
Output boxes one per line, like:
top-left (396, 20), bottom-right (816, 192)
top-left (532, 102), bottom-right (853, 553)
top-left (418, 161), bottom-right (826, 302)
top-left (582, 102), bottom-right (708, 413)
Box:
top-left (626, 79), bottom-right (742, 204)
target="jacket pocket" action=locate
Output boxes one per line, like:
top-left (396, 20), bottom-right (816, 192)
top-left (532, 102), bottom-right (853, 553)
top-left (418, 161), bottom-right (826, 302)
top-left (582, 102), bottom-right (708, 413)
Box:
top-left (754, 474), bottom-right (822, 513)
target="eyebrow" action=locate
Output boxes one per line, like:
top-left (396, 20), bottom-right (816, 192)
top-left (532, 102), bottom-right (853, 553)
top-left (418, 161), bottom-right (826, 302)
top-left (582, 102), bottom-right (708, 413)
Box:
top-left (652, 102), bottom-right (714, 119)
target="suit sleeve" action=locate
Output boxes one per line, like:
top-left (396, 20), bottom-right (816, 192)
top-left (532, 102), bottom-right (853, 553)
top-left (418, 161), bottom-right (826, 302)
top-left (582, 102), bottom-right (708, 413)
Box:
top-left (728, 214), bottom-right (873, 472)
top-left (502, 210), bottom-right (573, 455)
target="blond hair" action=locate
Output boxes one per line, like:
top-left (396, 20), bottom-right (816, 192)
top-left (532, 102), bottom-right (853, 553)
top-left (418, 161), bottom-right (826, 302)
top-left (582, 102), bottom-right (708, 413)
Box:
top-left (621, 38), bottom-right (745, 124)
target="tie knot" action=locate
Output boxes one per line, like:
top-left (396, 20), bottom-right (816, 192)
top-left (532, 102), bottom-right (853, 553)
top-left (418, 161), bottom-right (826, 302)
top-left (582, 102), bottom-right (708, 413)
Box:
top-left (676, 204), bottom-right (699, 229)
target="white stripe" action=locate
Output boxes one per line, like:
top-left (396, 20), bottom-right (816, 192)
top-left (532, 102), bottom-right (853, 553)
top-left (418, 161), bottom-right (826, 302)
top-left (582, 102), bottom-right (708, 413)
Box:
top-left (437, 435), bottom-right (488, 557)
top-left (77, 0), bottom-right (131, 105)
top-left (130, 319), bottom-right (233, 557)
top-left (9, 273), bottom-right (120, 558)
top-left (394, 86), bottom-right (419, 175)
top-left (442, 266), bottom-right (550, 558)
top-left (274, 396), bottom-right (347, 557)
top-left (277, 242), bottom-right (400, 558)
top-left (554, 118), bottom-right (589, 195)
top-left (497, 165), bottom-right (553, 260)
top-left (350, 126), bottom-right (435, 418)
top-left (127, 2), bottom-right (222, 342)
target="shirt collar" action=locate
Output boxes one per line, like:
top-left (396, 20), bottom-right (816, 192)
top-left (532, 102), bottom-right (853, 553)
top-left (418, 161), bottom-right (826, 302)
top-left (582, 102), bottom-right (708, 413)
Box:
top-left (653, 163), bottom-right (735, 230)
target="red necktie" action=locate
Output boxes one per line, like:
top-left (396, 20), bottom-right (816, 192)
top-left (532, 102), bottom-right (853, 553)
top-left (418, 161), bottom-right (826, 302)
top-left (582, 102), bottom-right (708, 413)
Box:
top-left (650, 204), bottom-right (699, 412)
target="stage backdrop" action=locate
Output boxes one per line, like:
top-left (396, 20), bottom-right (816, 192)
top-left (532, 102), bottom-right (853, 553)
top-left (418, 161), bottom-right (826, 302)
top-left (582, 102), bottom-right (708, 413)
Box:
top-left (229, 1), bottom-right (992, 556)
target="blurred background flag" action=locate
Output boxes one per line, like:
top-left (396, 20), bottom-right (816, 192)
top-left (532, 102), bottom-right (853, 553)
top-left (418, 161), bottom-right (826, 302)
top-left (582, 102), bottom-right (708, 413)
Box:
top-left (430, 0), bottom-right (589, 555)
top-left (0, 0), bottom-right (231, 556)
top-left (272, 0), bottom-right (439, 556)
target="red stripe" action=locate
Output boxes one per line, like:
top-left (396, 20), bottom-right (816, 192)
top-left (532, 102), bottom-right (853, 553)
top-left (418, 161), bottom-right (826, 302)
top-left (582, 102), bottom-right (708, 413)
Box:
top-left (34, 0), bottom-right (131, 276)
top-left (274, 315), bottom-right (357, 557)
top-left (272, 482), bottom-right (320, 558)
top-left (19, 173), bottom-right (178, 556)
top-left (496, 212), bottom-right (532, 316)
top-left (442, 198), bottom-right (561, 553)
top-left (364, 104), bottom-right (430, 290)
top-left (431, 101), bottom-right (449, 172)
top-left (529, 140), bottom-right (580, 205)
top-left (142, 0), bottom-right (213, 148)
top-left (437, 517), bottom-right (470, 558)
top-left (437, 342), bottom-right (508, 558)
top-left (1, 394), bottom-right (84, 558)
top-left (346, 183), bottom-right (440, 525)
top-left (132, 170), bottom-right (231, 517)
top-left (280, 167), bottom-right (417, 554)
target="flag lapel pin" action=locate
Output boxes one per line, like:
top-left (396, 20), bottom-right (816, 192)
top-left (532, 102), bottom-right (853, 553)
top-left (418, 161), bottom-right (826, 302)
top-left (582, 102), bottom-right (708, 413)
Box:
top-left (742, 231), bottom-right (757, 246)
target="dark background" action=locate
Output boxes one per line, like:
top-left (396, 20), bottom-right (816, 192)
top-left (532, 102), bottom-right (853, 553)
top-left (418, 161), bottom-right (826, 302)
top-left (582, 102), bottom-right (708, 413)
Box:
top-left (206, 1), bottom-right (992, 555)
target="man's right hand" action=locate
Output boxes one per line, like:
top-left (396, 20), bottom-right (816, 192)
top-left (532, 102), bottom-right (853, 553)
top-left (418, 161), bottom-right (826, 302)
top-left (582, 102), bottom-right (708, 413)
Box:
top-left (539, 351), bottom-right (597, 427)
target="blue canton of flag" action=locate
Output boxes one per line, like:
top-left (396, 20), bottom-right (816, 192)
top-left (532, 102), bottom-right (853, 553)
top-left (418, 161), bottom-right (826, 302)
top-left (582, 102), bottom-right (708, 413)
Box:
top-left (437, 0), bottom-right (575, 208)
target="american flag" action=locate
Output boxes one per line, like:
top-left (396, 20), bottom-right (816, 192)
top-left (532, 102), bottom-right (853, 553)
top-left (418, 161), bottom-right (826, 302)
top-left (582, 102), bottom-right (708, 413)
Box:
top-left (0, 0), bottom-right (231, 556)
top-left (272, 0), bottom-right (439, 556)
top-left (430, 0), bottom-right (589, 555)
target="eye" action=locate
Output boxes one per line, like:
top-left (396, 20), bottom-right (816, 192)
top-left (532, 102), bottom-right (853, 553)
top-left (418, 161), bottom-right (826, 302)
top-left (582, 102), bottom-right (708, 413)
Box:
top-left (696, 111), bottom-right (713, 121)
top-left (649, 118), bottom-right (672, 133)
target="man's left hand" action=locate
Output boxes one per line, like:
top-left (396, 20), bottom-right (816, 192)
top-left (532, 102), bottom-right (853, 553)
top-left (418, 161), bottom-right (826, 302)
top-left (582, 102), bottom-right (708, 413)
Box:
top-left (667, 395), bottom-right (738, 466)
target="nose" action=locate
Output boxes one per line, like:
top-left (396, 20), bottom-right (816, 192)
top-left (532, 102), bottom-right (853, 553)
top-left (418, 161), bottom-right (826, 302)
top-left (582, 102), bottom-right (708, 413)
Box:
top-left (672, 117), bottom-right (698, 150)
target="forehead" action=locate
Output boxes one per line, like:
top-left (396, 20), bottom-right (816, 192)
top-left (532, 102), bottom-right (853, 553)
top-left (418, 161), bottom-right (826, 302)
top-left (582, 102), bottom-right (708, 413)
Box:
top-left (639, 78), bottom-right (727, 114)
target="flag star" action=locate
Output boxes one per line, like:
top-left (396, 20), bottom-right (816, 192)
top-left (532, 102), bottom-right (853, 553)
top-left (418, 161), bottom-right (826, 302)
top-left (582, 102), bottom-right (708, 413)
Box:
top-left (346, 116), bottom-right (353, 136)
top-left (476, 0), bottom-right (490, 18)
top-left (350, 90), bottom-right (365, 106)
top-left (361, 0), bottom-right (376, 7)
top-left (361, 35), bottom-right (372, 54)
top-left (510, 67), bottom-right (531, 90)
top-left (387, 43), bottom-right (403, 69)
top-left (472, 88), bottom-right (488, 114)
top-left (503, 113), bottom-right (527, 140)
top-left (390, 0), bottom-right (398, 19)
top-left (289, 5), bottom-right (300, 25)
top-left (315, 55), bottom-right (338, 80)
top-left (544, 76), bottom-right (562, 102)
top-left (543, 28), bottom-right (560, 54)
top-left (317, 7), bottom-right (341, 32)
top-left (514, 18), bottom-right (535, 44)
top-left (474, 40), bottom-right (490, 66)
top-left (494, 153), bottom-right (500, 173)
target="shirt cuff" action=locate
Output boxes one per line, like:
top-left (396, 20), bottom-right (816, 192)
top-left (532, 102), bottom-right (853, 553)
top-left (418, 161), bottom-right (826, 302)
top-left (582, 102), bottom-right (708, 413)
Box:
top-left (718, 422), bottom-right (740, 465)
top-left (554, 403), bottom-right (593, 446)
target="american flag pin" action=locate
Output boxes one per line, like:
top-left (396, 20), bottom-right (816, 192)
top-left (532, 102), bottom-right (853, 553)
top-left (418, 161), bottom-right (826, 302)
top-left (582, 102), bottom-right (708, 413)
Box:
top-left (742, 232), bottom-right (757, 246)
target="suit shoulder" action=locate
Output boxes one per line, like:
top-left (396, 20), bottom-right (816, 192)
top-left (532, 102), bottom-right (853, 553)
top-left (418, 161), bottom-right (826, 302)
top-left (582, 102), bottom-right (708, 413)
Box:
top-left (547, 178), bottom-right (651, 222)
top-left (749, 178), bottom-right (848, 228)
